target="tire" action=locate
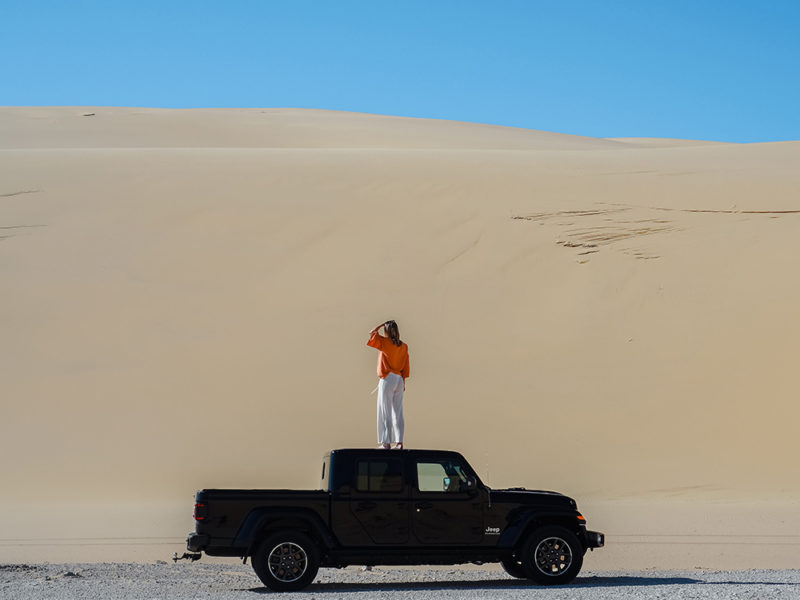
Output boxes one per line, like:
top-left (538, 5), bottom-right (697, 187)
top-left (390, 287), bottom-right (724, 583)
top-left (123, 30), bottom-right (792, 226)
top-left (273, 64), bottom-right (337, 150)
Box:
top-left (500, 556), bottom-right (528, 579)
top-left (251, 530), bottom-right (320, 592)
top-left (519, 525), bottom-right (583, 585)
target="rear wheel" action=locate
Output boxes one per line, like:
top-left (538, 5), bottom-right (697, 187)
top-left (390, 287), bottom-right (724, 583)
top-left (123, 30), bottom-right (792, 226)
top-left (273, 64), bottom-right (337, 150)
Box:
top-left (251, 530), bottom-right (320, 592)
top-left (520, 525), bottom-right (583, 585)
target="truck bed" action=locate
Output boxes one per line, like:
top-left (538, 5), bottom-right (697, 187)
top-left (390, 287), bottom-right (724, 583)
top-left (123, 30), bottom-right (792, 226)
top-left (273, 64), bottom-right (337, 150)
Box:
top-left (193, 489), bottom-right (331, 556)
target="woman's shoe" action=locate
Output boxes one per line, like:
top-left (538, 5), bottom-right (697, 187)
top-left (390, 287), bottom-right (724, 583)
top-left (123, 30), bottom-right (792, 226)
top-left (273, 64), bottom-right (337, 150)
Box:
top-left (379, 443), bottom-right (391, 450)
top-left (392, 443), bottom-right (404, 450)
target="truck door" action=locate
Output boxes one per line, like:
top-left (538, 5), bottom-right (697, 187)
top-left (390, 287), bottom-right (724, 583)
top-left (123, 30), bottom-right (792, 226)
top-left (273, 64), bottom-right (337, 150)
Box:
top-left (411, 457), bottom-right (485, 545)
top-left (348, 457), bottom-right (409, 544)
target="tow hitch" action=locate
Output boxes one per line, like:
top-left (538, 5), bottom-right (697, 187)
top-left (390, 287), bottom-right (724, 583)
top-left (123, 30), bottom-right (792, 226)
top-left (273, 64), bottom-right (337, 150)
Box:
top-left (173, 552), bottom-right (202, 562)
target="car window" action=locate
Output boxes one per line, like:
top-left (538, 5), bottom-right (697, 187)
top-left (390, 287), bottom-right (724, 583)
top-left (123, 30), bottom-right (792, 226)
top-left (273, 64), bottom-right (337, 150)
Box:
top-left (416, 460), bottom-right (470, 493)
top-left (356, 459), bottom-right (403, 493)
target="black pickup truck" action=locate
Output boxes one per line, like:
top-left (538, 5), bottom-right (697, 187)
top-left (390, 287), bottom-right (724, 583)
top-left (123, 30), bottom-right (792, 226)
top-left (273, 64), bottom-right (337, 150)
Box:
top-left (186, 449), bottom-right (603, 591)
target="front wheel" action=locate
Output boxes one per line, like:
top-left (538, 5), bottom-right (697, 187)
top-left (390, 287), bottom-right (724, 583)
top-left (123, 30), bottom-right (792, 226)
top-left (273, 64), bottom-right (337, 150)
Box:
top-left (520, 525), bottom-right (583, 585)
top-left (251, 530), bottom-right (320, 592)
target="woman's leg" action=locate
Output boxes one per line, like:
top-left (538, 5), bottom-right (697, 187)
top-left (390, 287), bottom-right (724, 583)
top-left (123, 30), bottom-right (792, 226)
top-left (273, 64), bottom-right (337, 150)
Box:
top-left (389, 375), bottom-right (405, 445)
top-left (376, 378), bottom-right (391, 448)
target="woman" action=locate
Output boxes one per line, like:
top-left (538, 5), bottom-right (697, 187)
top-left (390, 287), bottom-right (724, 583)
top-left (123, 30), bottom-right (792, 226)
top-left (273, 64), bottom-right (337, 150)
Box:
top-left (367, 320), bottom-right (410, 449)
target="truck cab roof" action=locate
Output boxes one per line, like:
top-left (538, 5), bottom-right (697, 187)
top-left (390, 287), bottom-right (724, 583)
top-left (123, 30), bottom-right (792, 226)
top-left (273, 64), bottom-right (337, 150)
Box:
top-left (328, 448), bottom-right (467, 458)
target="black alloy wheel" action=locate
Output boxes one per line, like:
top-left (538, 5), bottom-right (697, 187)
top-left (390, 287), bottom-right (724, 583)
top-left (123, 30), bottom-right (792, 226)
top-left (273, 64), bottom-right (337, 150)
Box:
top-left (252, 530), bottom-right (320, 592)
top-left (521, 525), bottom-right (583, 585)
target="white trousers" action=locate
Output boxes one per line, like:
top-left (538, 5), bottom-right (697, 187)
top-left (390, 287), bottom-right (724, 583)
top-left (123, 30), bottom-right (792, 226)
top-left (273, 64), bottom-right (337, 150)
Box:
top-left (377, 372), bottom-right (404, 445)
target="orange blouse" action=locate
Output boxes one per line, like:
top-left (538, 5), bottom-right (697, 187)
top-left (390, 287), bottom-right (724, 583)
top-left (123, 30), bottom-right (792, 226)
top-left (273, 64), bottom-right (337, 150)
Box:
top-left (367, 332), bottom-right (410, 379)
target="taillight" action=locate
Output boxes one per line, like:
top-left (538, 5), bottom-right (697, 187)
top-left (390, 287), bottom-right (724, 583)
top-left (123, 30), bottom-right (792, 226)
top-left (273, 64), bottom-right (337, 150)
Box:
top-left (194, 503), bottom-right (207, 521)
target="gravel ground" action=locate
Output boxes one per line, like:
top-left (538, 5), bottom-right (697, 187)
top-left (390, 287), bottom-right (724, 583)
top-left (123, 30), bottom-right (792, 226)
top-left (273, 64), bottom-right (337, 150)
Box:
top-left (2, 563), bottom-right (799, 599)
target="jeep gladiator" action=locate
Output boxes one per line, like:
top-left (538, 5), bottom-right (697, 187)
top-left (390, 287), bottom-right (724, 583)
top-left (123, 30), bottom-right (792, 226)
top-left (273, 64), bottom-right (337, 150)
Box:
top-left (186, 448), bottom-right (604, 591)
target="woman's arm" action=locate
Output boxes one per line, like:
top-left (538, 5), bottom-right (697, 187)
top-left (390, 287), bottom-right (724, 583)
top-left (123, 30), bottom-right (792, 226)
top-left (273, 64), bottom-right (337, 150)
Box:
top-left (367, 323), bottom-right (386, 349)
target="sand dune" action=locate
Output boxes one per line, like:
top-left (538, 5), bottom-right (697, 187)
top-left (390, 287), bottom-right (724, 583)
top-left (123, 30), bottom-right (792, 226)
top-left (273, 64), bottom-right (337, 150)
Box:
top-left (1, 108), bottom-right (799, 566)
top-left (0, 107), bottom-right (626, 150)
top-left (604, 137), bottom-right (730, 147)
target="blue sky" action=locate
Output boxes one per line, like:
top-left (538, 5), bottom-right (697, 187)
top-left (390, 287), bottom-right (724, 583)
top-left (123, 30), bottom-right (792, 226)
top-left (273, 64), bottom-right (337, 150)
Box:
top-left (2, 0), bottom-right (798, 142)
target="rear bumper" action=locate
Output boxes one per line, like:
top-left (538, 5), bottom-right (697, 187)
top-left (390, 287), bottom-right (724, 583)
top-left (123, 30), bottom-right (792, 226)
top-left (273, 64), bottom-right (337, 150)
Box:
top-left (186, 533), bottom-right (209, 552)
top-left (584, 530), bottom-right (605, 549)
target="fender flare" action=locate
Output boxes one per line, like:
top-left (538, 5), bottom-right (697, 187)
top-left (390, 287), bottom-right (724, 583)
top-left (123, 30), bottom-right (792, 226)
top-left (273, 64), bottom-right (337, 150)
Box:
top-left (233, 507), bottom-right (338, 556)
top-left (497, 508), bottom-right (583, 548)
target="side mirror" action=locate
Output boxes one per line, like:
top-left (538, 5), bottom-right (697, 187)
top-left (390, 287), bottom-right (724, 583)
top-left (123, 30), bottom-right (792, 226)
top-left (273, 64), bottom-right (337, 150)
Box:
top-left (444, 475), bottom-right (478, 493)
top-left (465, 476), bottom-right (478, 494)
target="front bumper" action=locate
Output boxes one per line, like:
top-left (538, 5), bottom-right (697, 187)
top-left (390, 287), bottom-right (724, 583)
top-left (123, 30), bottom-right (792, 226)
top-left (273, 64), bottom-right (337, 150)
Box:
top-left (186, 532), bottom-right (209, 552)
top-left (584, 530), bottom-right (605, 549)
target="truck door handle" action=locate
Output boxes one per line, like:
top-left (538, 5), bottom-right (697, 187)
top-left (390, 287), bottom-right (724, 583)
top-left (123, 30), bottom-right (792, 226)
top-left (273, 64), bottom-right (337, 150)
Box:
top-left (356, 502), bottom-right (376, 510)
top-left (415, 502), bottom-right (433, 511)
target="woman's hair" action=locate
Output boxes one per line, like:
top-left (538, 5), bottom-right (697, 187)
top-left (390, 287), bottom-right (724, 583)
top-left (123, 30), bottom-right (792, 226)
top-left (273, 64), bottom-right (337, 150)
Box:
top-left (385, 320), bottom-right (402, 346)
